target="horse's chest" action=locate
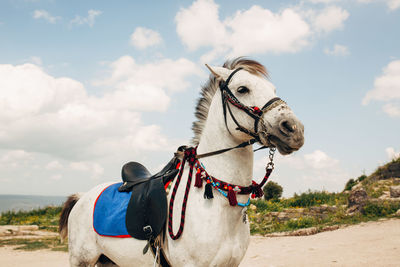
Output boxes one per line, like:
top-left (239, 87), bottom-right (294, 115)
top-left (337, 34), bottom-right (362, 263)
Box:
top-left (169, 233), bottom-right (249, 267)
top-left (168, 202), bottom-right (250, 266)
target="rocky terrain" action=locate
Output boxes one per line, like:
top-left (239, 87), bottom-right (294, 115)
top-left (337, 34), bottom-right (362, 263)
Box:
top-left (249, 157), bottom-right (400, 236)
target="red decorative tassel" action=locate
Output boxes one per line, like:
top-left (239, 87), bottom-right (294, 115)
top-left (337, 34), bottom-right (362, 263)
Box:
top-left (227, 189), bottom-right (238, 206)
top-left (194, 169), bottom-right (203, 188)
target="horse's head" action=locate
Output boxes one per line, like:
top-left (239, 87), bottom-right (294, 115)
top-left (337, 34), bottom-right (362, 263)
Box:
top-left (203, 59), bottom-right (304, 155)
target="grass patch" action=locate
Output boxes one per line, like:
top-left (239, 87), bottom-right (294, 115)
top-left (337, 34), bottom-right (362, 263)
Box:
top-left (248, 189), bottom-right (400, 235)
top-left (285, 190), bottom-right (346, 207)
top-left (0, 237), bottom-right (67, 251)
top-left (0, 206), bottom-right (62, 227)
top-left (248, 204), bottom-right (387, 235)
top-left (251, 199), bottom-right (285, 212)
top-left (250, 215), bottom-right (322, 234)
top-left (362, 178), bottom-right (399, 198)
top-left (285, 216), bottom-right (316, 229)
top-left (252, 190), bottom-right (347, 211)
top-left (0, 207), bottom-right (67, 251)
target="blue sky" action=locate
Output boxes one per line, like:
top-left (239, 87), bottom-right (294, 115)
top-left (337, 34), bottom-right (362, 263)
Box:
top-left (0, 0), bottom-right (399, 197)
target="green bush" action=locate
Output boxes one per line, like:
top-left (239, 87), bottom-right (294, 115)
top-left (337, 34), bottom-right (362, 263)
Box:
top-left (263, 181), bottom-right (283, 200)
top-left (251, 199), bottom-right (284, 212)
top-left (285, 190), bottom-right (338, 207)
top-left (362, 201), bottom-right (400, 217)
top-left (285, 217), bottom-right (316, 230)
top-left (344, 178), bottom-right (357, 191)
top-left (357, 175), bottom-right (367, 182)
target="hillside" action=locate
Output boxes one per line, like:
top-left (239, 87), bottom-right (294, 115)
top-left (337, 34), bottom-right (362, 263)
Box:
top-left (249, 157), bottom-right (400, 236)
top-left (345, 157), bottom-right (400, 200)
top-left (369, 157), bottom-right (400, 181)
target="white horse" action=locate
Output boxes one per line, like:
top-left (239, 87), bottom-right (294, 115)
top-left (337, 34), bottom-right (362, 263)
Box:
top-left (59, 58), bottom-right (304, 267)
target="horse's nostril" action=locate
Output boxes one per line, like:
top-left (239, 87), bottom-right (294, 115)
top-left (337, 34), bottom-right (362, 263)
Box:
top-left (280, 120), bottom-right (295, 134)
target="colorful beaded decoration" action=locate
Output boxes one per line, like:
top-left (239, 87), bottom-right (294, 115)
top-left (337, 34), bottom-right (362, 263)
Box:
top-left (194, 162), bottom-right (250, 207)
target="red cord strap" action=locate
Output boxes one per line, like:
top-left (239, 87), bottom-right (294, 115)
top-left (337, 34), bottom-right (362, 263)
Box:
top-left (168, 147), bottom-right (196, 240)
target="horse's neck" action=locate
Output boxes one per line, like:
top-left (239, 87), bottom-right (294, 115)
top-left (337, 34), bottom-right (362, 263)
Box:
top-left (164, 112), bottom-right (253, 265)
top-left (196, 117), bottom-right (254, 200)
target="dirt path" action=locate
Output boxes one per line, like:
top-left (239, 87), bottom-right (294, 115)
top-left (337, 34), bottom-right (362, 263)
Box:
top-left (1, 219), bottom-right (399, 267)
top-left (0, 246), bottom-right (69, 267)
top-left (241, 218), bottom-right (400, 267)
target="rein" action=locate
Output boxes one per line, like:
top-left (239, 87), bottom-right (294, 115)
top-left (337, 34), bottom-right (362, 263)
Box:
top-left (168, 67), bottom-right (282, 240)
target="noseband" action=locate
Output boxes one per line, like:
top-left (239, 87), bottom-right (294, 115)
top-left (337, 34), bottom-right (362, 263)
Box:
top-left (220, 68), bottom-right (286, 142)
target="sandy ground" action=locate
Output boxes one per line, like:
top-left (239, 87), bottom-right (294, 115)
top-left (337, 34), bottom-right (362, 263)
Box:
top-left (0, 219), bottom-right (399, 267)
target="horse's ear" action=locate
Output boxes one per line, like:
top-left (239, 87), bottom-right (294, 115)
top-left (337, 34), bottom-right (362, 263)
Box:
top-left (205, 64), bottom-right (230, 81)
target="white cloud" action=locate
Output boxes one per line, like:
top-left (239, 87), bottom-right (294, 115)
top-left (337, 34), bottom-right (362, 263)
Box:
top-left (387, 0), bottom-right (400, 9)
top-left (255, 149), bottom-right (348, 196)
top-left (357, 0), bottom-right (400, 11)
top-left (94, 55), bottom-right (203, 111)
top-left (386, 147), bottom-right (400, 160)
top-left (176, 1), bottom-right (311, 57)
top-left (175, 0), bottom-right (349, 61)
top-left (33, 10), bottom-right (60, 24)
top-left (363, 60), bottom-right (400, 103)
top-left (382, 103), bottom-right (400, 117)
top-left (176, 0), bottom-right (228, 52)
top-left (226, 7), bottom-right (311, 55)
top-left (0, 63), bottom-right (86, 122)
top-left (363, 60), bottom-right (400, 104)
top-left (0, 60), bottom-right (199, 161)
top-left (51, 174), bottom-right (62, 180)
top-left (70, 9), bottom-right (102, 27)
top-left (130, 27), bottom-right (162, 49)
top-left (310, 6), bottom-right (349, 33)
top-left (324, 44), bottom-right (350, 56)
top-left (45, 160), bottom-right (63, 170)
top-left (29, 56), bottom-right (43, 65)
top-left (304, 150), bottom-right (339, 169)
top-left (70, 161), bottom-right (104, 179)
top-left (275, 149), bottom-right (339, 170)
top-left (362, 60), bottom-right (400, 116)
top-left (0, 150), bottom-right (32, 167)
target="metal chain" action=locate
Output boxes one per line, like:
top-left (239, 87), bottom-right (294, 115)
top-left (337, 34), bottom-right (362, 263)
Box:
top-left (267, 147), bottom-right (276, 170)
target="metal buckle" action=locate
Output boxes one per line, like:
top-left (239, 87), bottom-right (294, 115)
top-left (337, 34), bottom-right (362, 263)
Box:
top-left (143, 225), bottom-right (153, 235)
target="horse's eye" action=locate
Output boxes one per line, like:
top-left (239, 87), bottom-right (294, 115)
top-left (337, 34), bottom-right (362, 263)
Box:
top-left (237, 86), bottom-right (250, 94)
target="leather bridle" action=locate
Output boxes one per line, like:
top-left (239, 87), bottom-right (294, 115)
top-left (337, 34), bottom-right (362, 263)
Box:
top-left (220, 67), bottom-right (286, 142)
top-left (195, 67), bottom-right (286, 159)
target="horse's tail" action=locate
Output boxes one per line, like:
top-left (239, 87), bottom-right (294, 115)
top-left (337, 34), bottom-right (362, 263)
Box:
top-left (59, 193), bottom-right (81, 241)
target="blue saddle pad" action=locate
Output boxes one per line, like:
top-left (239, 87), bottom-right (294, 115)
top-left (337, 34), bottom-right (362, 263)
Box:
top-left (93, 183), bottom-right (132, 238)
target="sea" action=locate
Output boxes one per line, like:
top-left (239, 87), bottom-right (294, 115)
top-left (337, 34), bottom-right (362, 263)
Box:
top-left (0, 195), bottom-right (66, 213)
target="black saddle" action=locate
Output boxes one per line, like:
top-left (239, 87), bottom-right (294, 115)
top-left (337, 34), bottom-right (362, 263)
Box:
top-left (118, 157), bottom-right (179, 241)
